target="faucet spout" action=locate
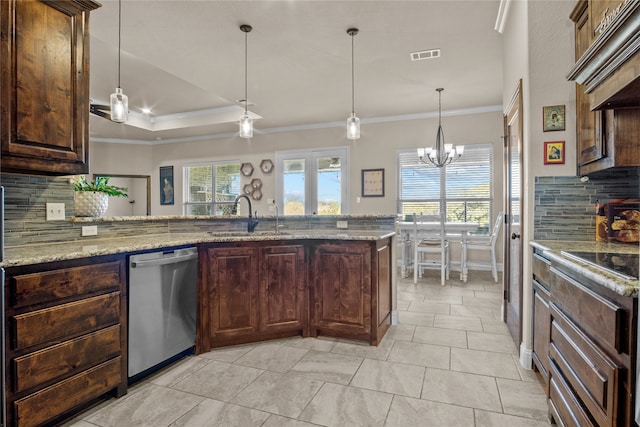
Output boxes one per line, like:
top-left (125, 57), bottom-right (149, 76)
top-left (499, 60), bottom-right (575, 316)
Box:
top-left (233, 195), bottom-right (259, 232)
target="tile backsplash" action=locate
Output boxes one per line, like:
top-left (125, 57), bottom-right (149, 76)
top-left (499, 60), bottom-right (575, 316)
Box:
top-left (534, 168), bottom-right (640, 241)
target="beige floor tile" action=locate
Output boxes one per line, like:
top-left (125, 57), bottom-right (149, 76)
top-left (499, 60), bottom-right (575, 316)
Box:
top-left (199, 344), bottom-right (256, 363)
top-left (481, 318), bottom-right (511, 335)
top-left (234, 343), bottom-right (308, 372)
top-left (282, 337), bottom-right (337, 352)
top-left (396, 300), bottom-right (411, 310)
top-left (423, 295), bottom-right (464, 305)
top-left (230, 371), bottom-right (323, 418)
top-left (170, 399), bottom-right (270, 427)
top-left (449, 304), bottom-right (498, 319)
top-left (86, 383), bottom-right (204, 427)
top-left (412, 325), bottom-right (468, 348)
top-left (172, 361), bottom-right (263, 401)
top-left (451, 348), bottom-right (521, 380)
top-left (407, 300), bottom-right (450, 314)
top-left (467, 331), bottom-right (519, 355)
top-left (433, 314), bottom-right (483, 332)
top-left (350, 359), bottom-right (425, 398)
top-left (384, 324), bottom-right (415, 341)
top-left (398, 291), bottom-right (425, 301)
top-left (299, 382), bottom-right (393, 426)
top-left (331, 337), bottom-right (394, 360)
top-left (475, 410), bottom-right (552, 427)
top-left (289, 350), bottom-right (363, 384)
top-left (385, 396), bottom-right (475, 426)
top-left (262, 415), bottom-right (321, 427)
top-left (497, 378), bottom-right (549, 421)
top-left (421, 368), bottom-right (502, 412)
top-left (148, 356), bottom-right (212, 387)
top-left (513, 355), bottom-right (541, 382)
top-left (474, 290), bottom-right (503, 299)
top-left (398, 311), bottom-right (436, 326)
top-left (462, 296), bottom-right (503, 309)
top-left (387, 340), bottom-right (450, 369)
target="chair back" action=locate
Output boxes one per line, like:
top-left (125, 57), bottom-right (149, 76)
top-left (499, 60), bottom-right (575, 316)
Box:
top-left (413, 212), bottom-right (446, 245)
top-left (489, 212), bottom-right (504, 245)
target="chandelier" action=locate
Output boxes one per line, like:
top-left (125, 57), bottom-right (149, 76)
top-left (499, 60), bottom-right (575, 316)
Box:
top-left (417, 88), bottom-right (463, 167)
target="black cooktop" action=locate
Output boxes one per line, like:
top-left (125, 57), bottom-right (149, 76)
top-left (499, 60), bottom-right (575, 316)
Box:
top-left (562, 251), bottom-right (639, 281)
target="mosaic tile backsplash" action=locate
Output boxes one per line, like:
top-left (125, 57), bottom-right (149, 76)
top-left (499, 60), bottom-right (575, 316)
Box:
top-left (534, 168), bottom-right (640, 241)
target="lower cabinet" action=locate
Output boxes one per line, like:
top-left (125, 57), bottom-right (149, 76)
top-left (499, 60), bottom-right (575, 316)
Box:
top-left (4, 256), bottom-right (128, 427)
top-left (531, 250), bottom-right (636, 427)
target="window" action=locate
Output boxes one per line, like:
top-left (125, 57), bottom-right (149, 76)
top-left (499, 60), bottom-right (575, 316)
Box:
top-left (276, 147), bottom-right (349, 215)
top-left (184, 162), bottom-right (241, 215)
top-left (397, 144), bottom-right (493, 234)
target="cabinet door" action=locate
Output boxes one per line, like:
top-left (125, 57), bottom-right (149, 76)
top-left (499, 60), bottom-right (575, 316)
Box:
top-left (0, 0), bottom-right (99, 175)
top-left (206, 246), bottom-right (259, 343)
top-left (312, 242), bottom-right (372, 337)
top-left (259, 244), bottom-right (305, 334)
top-left (532, 279), bottom-right (550, 393)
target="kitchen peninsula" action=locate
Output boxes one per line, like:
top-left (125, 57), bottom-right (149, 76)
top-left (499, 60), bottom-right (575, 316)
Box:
top-left (1, 215), bottom-right (395, 426)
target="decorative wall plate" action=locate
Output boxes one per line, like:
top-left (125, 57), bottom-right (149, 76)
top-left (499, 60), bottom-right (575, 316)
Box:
top-left (243, 183), bottom-right (253, 195)
top-left (251, 178), bottom-right (262, 189)
top-left (251, 188), bottom-right (263, 200)
top-left (260, 159), bottom-right (274, 173)
top-left (241, 162), bottom-right (254, 177)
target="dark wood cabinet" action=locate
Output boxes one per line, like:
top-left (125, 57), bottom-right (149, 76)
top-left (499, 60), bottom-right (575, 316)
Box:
top-left (530, 249), bottom-right (636, 427)
top-left (4, 255), bottom-right (127, 427)
top-left (0, 0), bottom-right (100, 175)
top-left (200, 241), bottom-right (306, 349)
top-left (311, 238), bottom-right (392, 346)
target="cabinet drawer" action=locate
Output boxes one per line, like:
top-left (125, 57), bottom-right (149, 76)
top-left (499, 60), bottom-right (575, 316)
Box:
top-left (549, 360), bottom-right (596, 427)
top-left (13, 325), bottom-right (121, 393)
top-left (532, 253), bottom-right (551, 287)
top-left (11, 261), bottom-right (122, 308)
top-left (14, 357), bottom-right (122, 427)
top-left (12, 292), bottom-right (120, 350)
top-left (550, 303), bottom-right (619, 427)
top-left (550, 267), bottom-right (623, 353)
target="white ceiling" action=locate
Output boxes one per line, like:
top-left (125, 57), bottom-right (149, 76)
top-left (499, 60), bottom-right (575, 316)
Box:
top-left (88, 0), bottom-right (504, 144)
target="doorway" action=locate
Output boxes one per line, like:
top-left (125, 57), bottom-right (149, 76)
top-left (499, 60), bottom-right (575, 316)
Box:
top-left (503, 80), bottom-right (523, 349)
top-left (94, 174), bottom-right (151, 217)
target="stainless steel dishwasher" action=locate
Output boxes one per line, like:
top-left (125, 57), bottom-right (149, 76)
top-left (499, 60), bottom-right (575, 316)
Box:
top-left (128, 247), bottom-right (197, 379)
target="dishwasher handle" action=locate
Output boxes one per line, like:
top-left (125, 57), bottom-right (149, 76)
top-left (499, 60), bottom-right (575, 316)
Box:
top-left (131, 251), bottom-right (197, 268)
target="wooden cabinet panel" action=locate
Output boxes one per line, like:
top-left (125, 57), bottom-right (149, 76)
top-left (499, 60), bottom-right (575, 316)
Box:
top-left (0, 0), bottom-right (99, 175)
top-left (259, 245), bottom-right (305, 333)
top-left (549, 361), bottom-right (596, 427)
top-left (376, 243), bottom-right (391, 329)
top-left (12, 291), bottom-right (120, 350)
top-left (13, 325), bottom-right (120, 393)
top-left (11, 260), bottom-right (122, 308)
top-left (532, 253), bottom-right (551, 287)
top-left (532, 280), bottom-right (550, 391)
top-left (551, 267), bottom-right (622, 353)
top-left (14, 357), bottom-right (122, 427)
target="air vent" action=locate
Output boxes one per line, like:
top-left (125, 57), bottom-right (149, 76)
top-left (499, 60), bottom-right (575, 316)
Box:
top-left (410, 49), bottom-right (441, 61)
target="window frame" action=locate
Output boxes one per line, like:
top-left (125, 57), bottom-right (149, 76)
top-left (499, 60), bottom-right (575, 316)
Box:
top-left (183, 160), bottom-right (241, 216)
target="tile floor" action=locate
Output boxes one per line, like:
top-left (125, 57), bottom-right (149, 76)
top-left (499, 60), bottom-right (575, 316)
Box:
top-left (66, 271), bottom-right (550, 427)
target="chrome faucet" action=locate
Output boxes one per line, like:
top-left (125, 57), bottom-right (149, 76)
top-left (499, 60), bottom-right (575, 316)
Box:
top-left (232, 194), bottom-right (259, 232)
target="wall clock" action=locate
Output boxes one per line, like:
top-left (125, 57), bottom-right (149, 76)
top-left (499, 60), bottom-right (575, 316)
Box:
top-left (260, 159), bottom-right (274, 174)
top-left (241, 162), bottom-right (254, 177)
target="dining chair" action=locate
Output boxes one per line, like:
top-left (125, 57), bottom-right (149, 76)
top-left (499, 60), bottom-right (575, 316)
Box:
top-left (461, 212), bottom-right (503, 282)
top-left (396, 215), bottom-right (413, 278)
top-left (413, 213), bottom-right (450, 286)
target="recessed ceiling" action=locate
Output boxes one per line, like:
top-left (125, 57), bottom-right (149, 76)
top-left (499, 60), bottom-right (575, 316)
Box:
top-left (89, 0), bottom-right (503, 144)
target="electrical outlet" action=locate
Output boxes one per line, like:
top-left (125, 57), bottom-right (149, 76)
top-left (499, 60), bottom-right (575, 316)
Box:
top-left (337, 220), bottom-right (348, 229)
top-left (46, 203), bottom-right (65, 220)
top-left (81, 225), bottom-right (98, 236)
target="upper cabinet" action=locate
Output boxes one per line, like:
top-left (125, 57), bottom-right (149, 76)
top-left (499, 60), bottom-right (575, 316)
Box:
top-left (0, 0), bottom-right (100, 176)
top-left (568, 0), bottom-right (640, 176)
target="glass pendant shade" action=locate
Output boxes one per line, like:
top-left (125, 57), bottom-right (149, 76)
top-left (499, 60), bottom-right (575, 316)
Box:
top-left (110, 87), bottom-right (128, 123)
top-left (239, 113), bottom-right (253, 139)
top-left (347, 113), bottom-right (360, 140)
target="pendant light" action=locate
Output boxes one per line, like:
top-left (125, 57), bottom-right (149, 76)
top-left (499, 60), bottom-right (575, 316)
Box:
top-left (239, 24), bottom-right (253, 139)
top-left (346, 28), bottom-right (360, 140)
top-left (109, 0), bottom-right (128, 123)
top-left (417, 88), bottom-right (463, 167)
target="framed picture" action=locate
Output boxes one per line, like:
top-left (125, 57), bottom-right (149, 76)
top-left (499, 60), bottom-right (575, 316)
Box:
top-left (542, 105), bottom-right (565, 131)
top-left (361, 168), bottom-right (385, 197)
top-left (159, 166), bottom-right (174, 205)
top-left (544, 141), bottom-right (565, 165)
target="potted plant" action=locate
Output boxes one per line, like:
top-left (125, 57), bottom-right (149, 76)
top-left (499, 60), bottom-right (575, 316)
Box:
top-left (73, 176), bottom-right (128, 217)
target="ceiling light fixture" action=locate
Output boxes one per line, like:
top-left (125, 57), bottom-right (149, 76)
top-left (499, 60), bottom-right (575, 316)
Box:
top-left (239, 24), bottom-right (253, 139)
top-left (417, 88), bottom-right (463, 167)
top-left (346, 27), bottom-right (360, 140)
top-left (109, 0), bottom-right (128, 123)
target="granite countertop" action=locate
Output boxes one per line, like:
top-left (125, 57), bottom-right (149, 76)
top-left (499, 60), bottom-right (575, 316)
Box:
top-left (1, 229), bottom-right (396, 268)
top-left (530, 240), bottom-right (640, 297)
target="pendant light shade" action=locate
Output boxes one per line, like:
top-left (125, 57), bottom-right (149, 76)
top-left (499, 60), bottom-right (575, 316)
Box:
top-left (109, 0), bottom-right (128, 123)
top-left (417, 88), bottom-right (463, 167)
top-left (239, 24), bottom-right (253, 139)
top-left (347, 28), bottom-right (360, 140)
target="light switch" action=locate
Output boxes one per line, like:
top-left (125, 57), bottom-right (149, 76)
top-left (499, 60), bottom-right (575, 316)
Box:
top-left (46, 203), bottom-right (66, 221)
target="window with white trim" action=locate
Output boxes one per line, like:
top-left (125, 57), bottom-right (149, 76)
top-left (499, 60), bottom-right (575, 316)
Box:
top-left (397, 144), bottom-right (493, 234)
top-left (183, 161), bottom-right (241, 215)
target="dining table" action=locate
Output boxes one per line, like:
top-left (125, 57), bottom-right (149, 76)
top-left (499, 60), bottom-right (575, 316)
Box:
top-left (396, 220), bottom-right (479, 282)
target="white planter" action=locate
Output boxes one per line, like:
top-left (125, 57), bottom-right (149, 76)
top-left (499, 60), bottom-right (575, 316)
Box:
top-left (74, 192), bottom-right (109, 217)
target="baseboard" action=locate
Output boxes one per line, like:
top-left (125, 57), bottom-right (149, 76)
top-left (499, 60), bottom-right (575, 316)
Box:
top-left (391, 310), bottom-right (400, 325)
top-left (520, 344), bottom-right (533, 370)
